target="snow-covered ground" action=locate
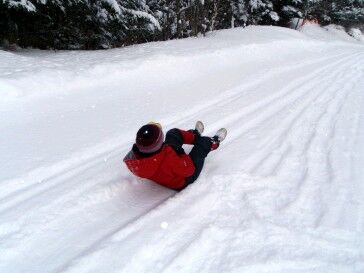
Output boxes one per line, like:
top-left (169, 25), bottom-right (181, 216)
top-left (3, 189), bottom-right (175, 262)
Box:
top-left (0, 25), bottom-right (363, 273)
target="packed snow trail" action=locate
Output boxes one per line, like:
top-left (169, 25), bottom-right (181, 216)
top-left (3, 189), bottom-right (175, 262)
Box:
top-left (0, 26), bottom-right (363, 273)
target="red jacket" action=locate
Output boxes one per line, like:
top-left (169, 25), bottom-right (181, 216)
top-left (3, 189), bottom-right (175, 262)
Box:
top-left (124, 144), bottom-right (195, 190)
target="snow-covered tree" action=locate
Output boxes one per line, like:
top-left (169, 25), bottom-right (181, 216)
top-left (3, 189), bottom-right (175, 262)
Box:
top-left (231, 0), bottom-right (249, 27)
top-left (330, 0), bottom-right (364, 27)
top-left (1, 0), bottom-right (363, 49)
top-left (279, 0), bottom-right (304, 25)
top-left (247, 0), bottom-right (279, 25)
top-left (0, 0), bottom-right (160, 49)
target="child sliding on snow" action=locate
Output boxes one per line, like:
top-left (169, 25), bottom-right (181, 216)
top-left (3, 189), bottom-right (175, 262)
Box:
top-left (123, 121), bottom-right (227, 191)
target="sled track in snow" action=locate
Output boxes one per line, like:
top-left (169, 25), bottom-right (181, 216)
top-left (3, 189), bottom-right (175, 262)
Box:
top-left (1, 49), bottom-right (364, 273)
top-left (243, 55), bottom-right (363, 177)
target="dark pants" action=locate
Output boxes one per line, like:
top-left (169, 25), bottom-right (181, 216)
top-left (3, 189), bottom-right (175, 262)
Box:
top-left (165, 128), bottom-right (212, 189)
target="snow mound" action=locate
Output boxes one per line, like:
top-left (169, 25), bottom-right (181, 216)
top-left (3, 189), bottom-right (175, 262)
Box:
top-left (348, 28), bottom-right (363, 41)
top-left (0, 26), bottom-right (342, 103)
top-left (301, 24), bottom-right (362, 43)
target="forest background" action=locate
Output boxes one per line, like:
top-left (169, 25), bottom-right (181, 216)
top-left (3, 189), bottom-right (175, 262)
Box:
top-left (1, 0), bottom-right (363, 49)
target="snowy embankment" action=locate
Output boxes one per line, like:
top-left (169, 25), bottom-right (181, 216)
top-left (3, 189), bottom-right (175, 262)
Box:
top-left (0, 25), bottom-right (364, 273)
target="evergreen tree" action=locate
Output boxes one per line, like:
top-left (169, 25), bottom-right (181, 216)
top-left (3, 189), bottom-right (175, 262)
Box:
top-left (247, 0), bottom-right (280, 25)
top-left (1, 0), bottom-right (159, 49)
top-left (231, 0), bottom-right (249, 27)
top-left (1, 0), bottom-right (363, 50)
top-left (278, 0), bottom-right (323, 25)
top-left (330, 0), bottom-right (364, 27)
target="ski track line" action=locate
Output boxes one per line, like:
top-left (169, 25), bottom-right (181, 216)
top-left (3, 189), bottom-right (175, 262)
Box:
top-left (271, 58), bottom-right (358, 206)
top-left (206, 53), bottom-right (358, 151)
top-left (339, 64), bottom-right (364, 231)
top-left (0, 149), bottom-right (130, 216)
top-left (59, 175), bottom-right (242, 273)
top-left (239, 61), bottom-right (349, 176)
top-left (157, 186), bottom-right (247, 273)
top-left (236, 50), bottom-right (362, 175)
top-left (54, 193), bottom-right (173, 273)
top-left (298, 61), bottom-right (361, 194)
top-left (117, 187), bottom-right (231, 273)
top-left (179, 179), bottom-right (255, 273)
top-left (206, 53), bottom-right (358, 183)
top-left (201, 52), bottom-right (360, 136)
top-left (159, 185), bottom-right (248, 273)
top-left (167, 51), bottom-right (355, 130)
top-left (149, 228), bottom-right (209, 273)
top-left (0, 173), bottom-right (119, 231)
top-left (0, 158), bottom-right (127, 217)
top-left (56, 186), bottom-right (217, 273)
top-left (265, 56), bottom-right (364, 228)
top-left (0, 51), bottom-right (355, 213)
top-left (248, 54), bottom-right (362, 177)
top-left (312, 57), bottom-right (364, 228)
top-left (348, 75), bottom-right (364, 232)
top-left (0, 183), bottom-right (175, 273)
top-left (203, 52), bottom-right (361, 138)
top-left (351, 74), bottom-right (364, 232)
top-left (320, 78), bottom-right (362, 228)
top-left (247, 81), bottom-right (337, 176)
top-left (287, 72), bottom-right (352, 214)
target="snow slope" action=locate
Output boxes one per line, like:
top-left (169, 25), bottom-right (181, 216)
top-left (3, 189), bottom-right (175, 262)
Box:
top-left (0, 25), bottom-right (364, 273)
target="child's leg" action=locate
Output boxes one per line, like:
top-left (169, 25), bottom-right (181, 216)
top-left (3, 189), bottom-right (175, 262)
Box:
top-left (165, 128), bottom-right (197, 154)
top-left (165, 129), bottom-right (184, 154)
top-left (185, 136), bottom-right (212, 185)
